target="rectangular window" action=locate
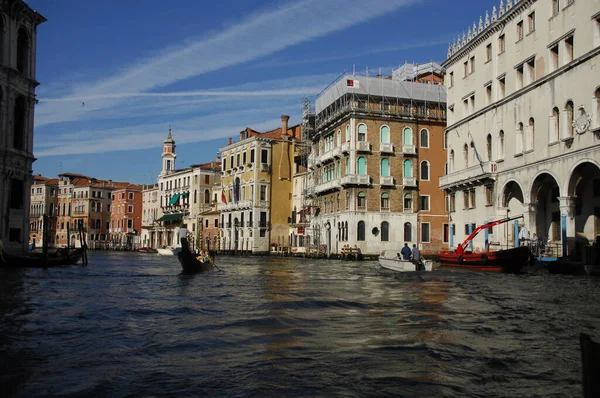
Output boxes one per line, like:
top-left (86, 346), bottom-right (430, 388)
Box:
top-left (128, 205), bottom-right (133, 213)
top-left (450, 193), bottom-right (456, 212)
top-left (469, 95), bottom-right (475, 113)
top-left (419, 195), bottom-right (430, 211)
top-left (421, 223), bottom-right (430, 243)
top-left (469, 189), bottom-right (476, 208)
top-left (528, 12), bottom-right (535, 33)
top-left (243, 152), bottom-right (247, 165)
top-left (250, 149), bottom-right (255, 163)
top-left (498, 75), bottom-right (506, 98)
top-left (9, 179), bottom-right (24, 209)
top-left (449, 71), bottom-right (454, 87)
top-left (463, 61), bottom-right (468, 77)
top-left (260, 185), bottom-right (266, 201)
top-left (552, 0), bottom-right (560, 16)
top-left (222, 159), bottom-right (226, 170)
top-left (516, 64), bottom-right (524, 89)
top-left (564, 35), bottom-right (574, 63)
top-left (498, 34), bottom-right (505, 53)
top-left (463, 190), bottom-right (469, 209)
top-left (485, 185), bottom-right (494, 206)
top-left (443, 223), bottom-right (449, 243)
top-left (236, 154), bottom-right (240, 167)
top-left (129, 192), bottom-right (134, 200)
top-left (485, 83), bottom-right (492, 105)
top-left (517, 21), bottom-right (523, 41)
top-left (550, 44), bottom-right (559, 71)
top-left (214, 219), bottom-right (218, 228)
top-left (463, 98), bottom-right (469, 115)
top-left (261, 149), bottom-right (268, 164)
top-left (204, 175), bottom-right (210, 184)
top-left (127, 219), bottom-right (133, 229)
top-left (469, 56), bottom-right (475, 74)
top-left (486, 43), bottom-right (492, 62)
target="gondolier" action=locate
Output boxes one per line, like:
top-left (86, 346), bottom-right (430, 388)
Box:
top-left (178, 225), bottom-right (190, 246)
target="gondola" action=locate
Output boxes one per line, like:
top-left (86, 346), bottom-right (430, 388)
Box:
top-left (580, 333), bottom-right (600, 398)
top-left (1, 248), bottom-right (84, 268)
top-left (177, 239), bottom-right (214, 274)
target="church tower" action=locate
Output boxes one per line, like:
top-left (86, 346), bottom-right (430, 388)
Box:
top-left (160, 127), bottom-right (176, 176)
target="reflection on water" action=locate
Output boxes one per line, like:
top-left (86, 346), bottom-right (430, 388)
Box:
top-left (1, 252), bottom-right (600, 397)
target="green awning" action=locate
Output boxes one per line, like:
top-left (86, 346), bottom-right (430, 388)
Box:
top-left (169, 194), bottom-right (181, 205)
top-left (181, 191), bottom-right (190, 197)
top-left (156, 213), bottom-right (184, 222)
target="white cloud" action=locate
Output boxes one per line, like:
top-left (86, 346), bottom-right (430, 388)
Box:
top-left (35, 0), bottom-right (417, 127)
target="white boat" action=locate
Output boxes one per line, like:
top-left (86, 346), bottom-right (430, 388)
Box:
top-left (156, 247), bottom-right (181, 256)
top-left (378, 250), bottom-right (433, 272)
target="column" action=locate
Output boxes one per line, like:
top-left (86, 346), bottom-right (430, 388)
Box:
top-left (514, 220), bottom-right (520, 248)
top-left (558, 196), bottom-right (575, 258)
top-left (468, 223), bottom-right (474, 251)
top-left (524, 202), bottom-right (537, 237)
top-left (449, 224), bottom-right (454, 250)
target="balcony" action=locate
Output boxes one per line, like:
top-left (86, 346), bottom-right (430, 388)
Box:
top-left (315, 179), bottom-right (341, 195)
top-left (246, 221), bottom-right (253, 227)
top-left (439, 161), bottom-right (498, 189)
top-left (260, 164), bottom-right (271, 173)
top-left (341, 174), bottom-right (371, 186)
top-left (319, 150), bottom-right (334, 164)
top-left (332, 146), bottom-right (342, 158)
top-left (402, 145), bottom-right (416, 155)
top-left (380, 143), bottom-right (394, 153)
top-left (356, 141), bottom-right (371, 152)
top-left (341, 142), bottom-right (351, 153)
top-left (403, 177), bottom-right (417, 187)
top-left (380, 176), bottom-right (394, 186)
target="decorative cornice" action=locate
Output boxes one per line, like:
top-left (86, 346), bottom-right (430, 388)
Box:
top-left (444, 0), bottom-right (536, 68)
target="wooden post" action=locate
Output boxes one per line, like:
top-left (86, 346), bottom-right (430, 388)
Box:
top-left (42, 214), bottom-right (48, 258)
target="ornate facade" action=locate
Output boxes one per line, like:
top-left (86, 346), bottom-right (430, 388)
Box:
top-left (441, 0), bottom-right (600, 255)
top-left (0, 0), bottom-right (45, 253)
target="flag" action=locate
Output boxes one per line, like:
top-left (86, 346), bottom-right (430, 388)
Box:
top-left (469, 132), bottom-right (483, 165)
top-left (221, 191), bottom-right (227, 204)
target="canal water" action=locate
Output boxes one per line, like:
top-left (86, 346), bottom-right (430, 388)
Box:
top-left (1, 252), bottom-right (599, 397)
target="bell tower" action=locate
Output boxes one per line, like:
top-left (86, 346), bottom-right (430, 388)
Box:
top-left (161, 127), bottom-right (176, 176)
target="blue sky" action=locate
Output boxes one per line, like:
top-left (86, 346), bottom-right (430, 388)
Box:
top-left (30, 0), bottom-right (491, 184)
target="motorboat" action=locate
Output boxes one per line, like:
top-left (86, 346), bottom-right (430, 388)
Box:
top-left (378, 250), bottom-right (433, 272)
top-left (156, 247), bottom-right (181, 256)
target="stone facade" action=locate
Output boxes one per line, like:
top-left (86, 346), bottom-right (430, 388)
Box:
top-left (310, 72), bottom-right (447, 256)
top-left (441, 0), bottom-right (600, 255)
top-left (0, 0), bottom-right (45, 253)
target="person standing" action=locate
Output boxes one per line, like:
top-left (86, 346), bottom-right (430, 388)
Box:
top-left (400, 243), bottom-right (412, 260)
top-left (178, 224), bottom-right (190, 248)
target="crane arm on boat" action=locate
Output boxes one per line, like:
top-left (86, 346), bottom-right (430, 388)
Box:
top-left (456, 215), bottom-right (524, 255)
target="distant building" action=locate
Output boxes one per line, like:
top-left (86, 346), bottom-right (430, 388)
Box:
top-left (218, 116), bottom-right (302, 254)
top-left (109, 184), bottom-right (143, 250)
top-left (142, 129), bottom-right (221, 249)
top-left (0, 1), bottom-right (46, 253)
top-left (393, 61), bottom-right (445, 85)
top-left (309, 69), bottom-right (447, 256)
top-left (29, 175), bottom-right (59, 249)
top-left (441, 0), bottom-right (600, 256)
top-left (140, 184), bottom-right (159, 248)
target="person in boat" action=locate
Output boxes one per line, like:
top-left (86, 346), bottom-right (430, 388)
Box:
top-left (400, 243), bottom-right (412, 260)
top-left (411, 244), bottom-right (425, 270)
top-left (178, 224), bottom-right (190, 245)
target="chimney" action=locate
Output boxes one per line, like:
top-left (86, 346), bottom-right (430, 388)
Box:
top-left (281, 115), bottom-right (290, 138)
top-left (228, 137), bottom-right (233, 145)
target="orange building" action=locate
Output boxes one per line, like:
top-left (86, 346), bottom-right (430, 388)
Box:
top-left (110, 184), bottom-right (143, 249)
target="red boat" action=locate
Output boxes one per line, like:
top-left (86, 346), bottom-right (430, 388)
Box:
top-left (438, 215), bottom-right (534, 273)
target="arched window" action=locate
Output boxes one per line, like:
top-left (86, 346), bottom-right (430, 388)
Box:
top-left (13, 95), bottom-right (26, 150)
top-left (565, 101), bottom-right (574, 137)
top-left (357, 124), bottom-right (367, 141)
top-left (403, 127), bottom-right (413, 145)
top-left (420, 129), bottom-right (429, 148)
top-left (357, 191), bottom-right (366, 210)
top-left (463, 143), bottom-right (469, 167)
top-left (485, 134), bottom-right (492, 161)
top-left (381, 221), bottom-right (389, 241)
top-left (380, 125), bottom-right (390, 144)
top-left (357, 221), bottom-right (365, 241)
top-left (551, 107), bottom-right (560, 142)
top-left (444, 132), bottom-right (448, 149)
top-left (499, 130), bottom-right (505, 159)
top-left (357, 157), bottom-right (367, 175)
top-left (345, 124), bottom-right (351, 141)
top-left (234, 178), bottom-right (241, 203)
top-left (403, 159), bottom-right (413, 177)
top-left (204, 189), bottom-right (210, 203)
top-left (49, 203), bottom-right (54, 216)
top-left (380, 158), bottom-right (390, 176)
top-left (404, 222), bottom-right (412, 242)
top-left (420, 161), bottom-right (430, 180)
top-left (516, 122), bottom-right (524, 153)
top-left (449, 150), bottom-right (455, 172)
top-left (337, 129), bottom-right (341, 146)
top-left (527, 117), bottom-right (535, 150)
top-left (380, 193), bottom-right (389, 210)
top-left (404, 193), bottom-right (412, 210)
top-left (17, 27), bottom-right (30, 76)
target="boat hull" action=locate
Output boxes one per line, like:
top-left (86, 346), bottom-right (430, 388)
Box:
top-left (177, 239), bottom-right (214, 274)
top-left (157, 247), bottom-right (181, 256)
top-left (378, 257), bottom-right (433, 272)
top-left (438, 246), bottom-right (532, 273)
top-left (1, 248), bottom-right (84, 268)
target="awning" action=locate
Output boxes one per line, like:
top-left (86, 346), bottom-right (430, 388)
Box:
top-left (181, 191), bottom-right (190, 197)
top-left (156, 213), bottom-right (184, 222)
top-left (169, 194), bottom-right (181, 205)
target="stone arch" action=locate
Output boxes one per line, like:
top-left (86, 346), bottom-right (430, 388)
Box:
top-left (530, 172), bottom-right (561, 242)
top-left (16, 26), bottom-right (30, 76)
top-left (567, 160), bottom-right (600, 241)
top-left (500, 179), bottom-right (525, 208)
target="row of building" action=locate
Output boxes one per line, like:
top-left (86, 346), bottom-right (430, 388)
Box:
top-left (4, 0), bottom-right (600, 260)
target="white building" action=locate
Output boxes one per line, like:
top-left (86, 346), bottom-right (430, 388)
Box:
top-left (440, 0), bottom-right (600, 257)
top-left (140, 184), bottom-right (159, 248)
top-left (142, 129), bottom-right (221, 249)
top-left (0, 1), bottom-right (46, 253)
